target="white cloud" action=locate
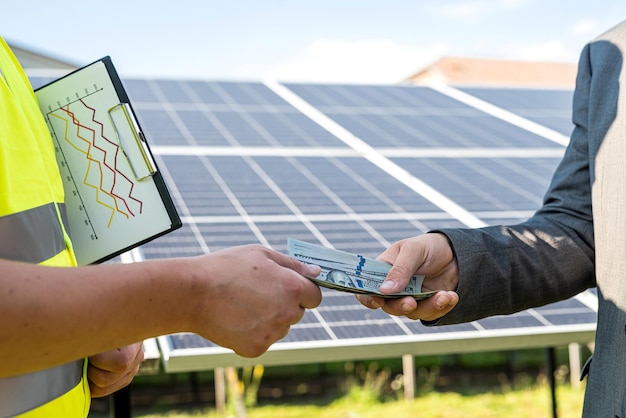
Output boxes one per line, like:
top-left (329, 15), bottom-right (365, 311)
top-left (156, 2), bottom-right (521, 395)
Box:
top-left (432, 0), bottom-right (529, 19)
top-left (434, 1), bottom-right (489, 18)
top-left (516, 40), bottom-right (571, 62)
top-left (498, 0), bottom-right (531, 9)
top-left (265, 39), bottom-right (449, 84)
top-left (571, 18), bottom-right (601, 37)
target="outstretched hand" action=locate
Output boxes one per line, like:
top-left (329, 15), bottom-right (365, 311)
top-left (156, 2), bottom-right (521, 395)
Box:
top-left (192, 245), bottom-right (322, 358)
top-left (356, 233), bottom-right (459, 321)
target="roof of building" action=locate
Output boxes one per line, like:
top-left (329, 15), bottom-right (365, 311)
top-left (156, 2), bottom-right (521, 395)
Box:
top-left (6, 40), bottom-right (79, 71)
top-left (405, 56), bottom-right (578, 88)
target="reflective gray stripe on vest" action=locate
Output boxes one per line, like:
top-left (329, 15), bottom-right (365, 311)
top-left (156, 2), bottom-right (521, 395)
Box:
top-left (0, 202), bottom-right (77, 415)
top-left (0, 202), bottom-right (67, 263)
top-left (0, 359), bottom-right (83, 416)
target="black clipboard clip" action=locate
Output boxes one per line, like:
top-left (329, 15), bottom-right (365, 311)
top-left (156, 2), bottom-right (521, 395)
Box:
top-left (108, 102), bottom-right (156, 181)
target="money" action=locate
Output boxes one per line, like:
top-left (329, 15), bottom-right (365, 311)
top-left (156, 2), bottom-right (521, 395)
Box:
top-left (287, 238), bottom-right (436, 300)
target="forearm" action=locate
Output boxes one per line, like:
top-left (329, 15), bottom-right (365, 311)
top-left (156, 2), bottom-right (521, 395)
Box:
top-left (0, 257), bottom-right (196, 377)
top-left (0, 244), bottom-right (323, 377)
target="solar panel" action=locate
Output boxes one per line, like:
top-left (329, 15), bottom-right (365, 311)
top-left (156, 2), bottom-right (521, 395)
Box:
top-left (458, 87), bottom-right (574, 136)
top-left (283, 83), bottom-right (565, 149)
top-left (27, 73), bottom-right (596, 373)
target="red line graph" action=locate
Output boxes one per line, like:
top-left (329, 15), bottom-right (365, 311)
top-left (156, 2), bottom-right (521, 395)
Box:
top-left (51, 99), bottom-right (144, 227)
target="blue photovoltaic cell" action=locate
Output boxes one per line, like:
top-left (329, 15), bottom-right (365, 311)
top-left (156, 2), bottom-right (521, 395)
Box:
top-left (159, 156), bottom-right (243, 217)
top-left (141, 109), bottom-right (193, 146)
top-left (478, 313), bottom-right (546, 330)
top-left (253, 156), bottom-right (441, 214)
top-left (284, 83), bottom-right (465, 108)
top-left (140, 224), bottom-right (205, 259)
top-left (324, 112), bottom-right (561, 149)
top-left (392, 157), bottom-right (561, 212)
top-left (128, 85), bottom-right (346, 147)
top-left (241, 111), bottom-right (343, 147)
top-left (124, 79), bottom-right (162, 103)
top-left (214, 81), bottom-right (291, 106)
top-left (283, 83), bottom-right (564, 149)
top-left (255, 223), bottom-right (323, 252)
top-left (175, 111), bottom-right (233, 146)
top-left (459, 87), bottom-right (574, 136)
top-left (460, 87), bottom-right (573, 111)
top-left (199, 222), bottom-right (262, 249)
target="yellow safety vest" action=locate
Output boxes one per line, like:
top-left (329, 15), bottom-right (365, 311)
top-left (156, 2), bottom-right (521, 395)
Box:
top-left (0, 37), bottom-right (91, 417)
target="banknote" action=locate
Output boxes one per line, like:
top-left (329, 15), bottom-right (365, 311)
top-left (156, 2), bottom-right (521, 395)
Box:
top-left (287, 238), bottom-right (436, 300)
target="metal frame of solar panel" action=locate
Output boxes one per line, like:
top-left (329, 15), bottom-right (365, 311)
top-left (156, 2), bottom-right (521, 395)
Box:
top-left (28, 73), bottom-right (596, 374)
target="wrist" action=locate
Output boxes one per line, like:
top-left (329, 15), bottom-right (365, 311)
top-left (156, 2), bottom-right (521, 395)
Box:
top-left (136, 257), bottom-right (201, 335)
top-left (427, 232), bottom-right (459, 291)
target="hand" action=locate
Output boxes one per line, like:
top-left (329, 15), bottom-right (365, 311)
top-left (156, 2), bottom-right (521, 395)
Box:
top-left (356, 233), bottom-right (459, 321)
top-left (192, 245), bottom-right (322, 358)
top-left (87, 342), bottom-right (144, 398)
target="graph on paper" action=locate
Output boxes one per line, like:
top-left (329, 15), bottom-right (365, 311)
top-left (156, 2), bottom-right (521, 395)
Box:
top-left (35, 58), bottom-right (181, 265)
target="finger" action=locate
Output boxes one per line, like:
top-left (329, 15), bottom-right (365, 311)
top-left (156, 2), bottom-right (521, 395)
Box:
top-left (275, 251), bottom-right (322, 279)
top-left (260, 250), bottom-right (323, 308)
top-left (88, 349), bottom-right (143, 398)
top-left (89, 364), bottom-right (138, 398)
top-left (88, 344), bottom-right (143, 387)
top-left (403, 291), bottom-right (459, 321)
top-left (279, 261), bottom-right (322, 309)
top-left (355, 294), bottom-right (385, 310)
top-left (379, 245), bottom-right (425, 295)
top-left (286, 305), bottom-right (307, 326)
top-left (378, 264), bottom-right (419, 294)
top-left (261, 246), bottom-right (322, 279)
top-left (298, 281), bottom-right (322, 309)
top-left (274, 262), bottom-right (323, 310)
top-left (379, 296), bottom-right (419, 316)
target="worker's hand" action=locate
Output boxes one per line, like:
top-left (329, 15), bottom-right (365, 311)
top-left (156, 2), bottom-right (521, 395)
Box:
top-left (356, 233), bottom-right (459, 321)
top-left (192, 245), bottom-right (322, 358)
top-left (87, 342), bottom-right (144, 398)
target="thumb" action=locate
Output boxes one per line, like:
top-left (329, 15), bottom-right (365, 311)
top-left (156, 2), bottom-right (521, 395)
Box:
top-left (379, 262), bottom-right (417, 294)
top-left (295, 260), bottom-right (321, 279)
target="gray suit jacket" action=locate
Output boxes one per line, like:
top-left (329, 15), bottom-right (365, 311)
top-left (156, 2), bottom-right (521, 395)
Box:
top-left (434, 20), bottom-right (626, 417)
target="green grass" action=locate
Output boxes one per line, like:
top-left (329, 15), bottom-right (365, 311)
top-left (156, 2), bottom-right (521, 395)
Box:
top-left (92, 352), bottom-right (591, 418)
top-left (128, 382), bottom-right (585, 418)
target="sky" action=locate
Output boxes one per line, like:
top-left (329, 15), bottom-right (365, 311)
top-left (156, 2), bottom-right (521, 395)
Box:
top-left (3, 0), bottom-right (626, 84)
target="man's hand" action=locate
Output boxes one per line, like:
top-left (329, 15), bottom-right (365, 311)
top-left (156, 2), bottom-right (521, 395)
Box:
top-left (192, 245), bottom-right (322, 358)
top-left (88, 342), bottom-right (144, 398)
top-left (356, 233), bottom-right (459, 321)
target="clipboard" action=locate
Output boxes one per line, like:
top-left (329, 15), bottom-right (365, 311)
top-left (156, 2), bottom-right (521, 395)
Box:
top-left (35, 57), bottom-right (182, 265)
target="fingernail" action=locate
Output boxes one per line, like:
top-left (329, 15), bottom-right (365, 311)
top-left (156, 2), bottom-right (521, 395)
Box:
top-left (401, 303), bottom-right (412, 314)
top-left (370, 300), bottom-right (381, 309)
top-left (304, 264), bottom-right (321, 277)
top-left (380, 280), bottom-right (395, 291)
top-left (435, 295), bottom-right (448, 309)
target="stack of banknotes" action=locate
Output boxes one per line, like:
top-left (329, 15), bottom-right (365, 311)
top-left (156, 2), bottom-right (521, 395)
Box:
top-left (287, 238), bottom-right (436, 300)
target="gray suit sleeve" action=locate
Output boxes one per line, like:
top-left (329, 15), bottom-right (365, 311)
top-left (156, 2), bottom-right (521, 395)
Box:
top-left (430, 44), bottom-right (596, 325)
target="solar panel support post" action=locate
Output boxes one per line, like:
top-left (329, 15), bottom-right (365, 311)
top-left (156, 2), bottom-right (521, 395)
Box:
top-left (546, 347), bottom-right (557, 418)
top-left (402, 354), bottom-right (415, 400)
top-left (214, 367), bottom-right (226, 415)
top-left (568, 342), bottom-right (582, 388)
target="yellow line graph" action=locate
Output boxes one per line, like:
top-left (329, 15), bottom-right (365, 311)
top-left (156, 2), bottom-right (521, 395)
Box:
top-left (50, 111), bottom-right (119, 227)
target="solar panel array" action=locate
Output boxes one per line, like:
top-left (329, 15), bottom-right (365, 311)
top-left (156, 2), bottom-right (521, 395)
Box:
top-left (29, 73), bottom-right (596, 373)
